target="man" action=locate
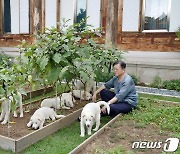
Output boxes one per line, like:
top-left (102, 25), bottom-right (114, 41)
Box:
top-left (92, 60), bottom-right (138, 116)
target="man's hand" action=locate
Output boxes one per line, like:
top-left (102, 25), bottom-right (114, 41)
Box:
top-left (101, 106), bottom-right (107, 114)
top-left (92, 93), bottom-right (96, 102)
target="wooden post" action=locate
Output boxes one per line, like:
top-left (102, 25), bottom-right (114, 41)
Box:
top-left (41, 0), bottom-right (45, 33)
top-left (138, 0), bottom-right (143, 32)
top-left (0, 0), bottom-right (2, 34)
top-left (57, 0), bottom-right (60, 30)
top-left (32, 0), bottom-right (42, 36)
top-left (105, 0), bottom-right (119, 47)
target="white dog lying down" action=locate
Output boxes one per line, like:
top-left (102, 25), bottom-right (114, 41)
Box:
top-left (80, 101), bottom-right (110, 137)
top-left (27, 107), bottom-right (65, 129)
top-left (41, 97), bottom-right (61, 109)
top-left (60, 92), bottom-right (75, 109)
top-left (0, 92), bottom-right (23, 124)
top-left (72, 90), bottom-right (92, 101)
top-left (74, 79), bottom-right (96, 94)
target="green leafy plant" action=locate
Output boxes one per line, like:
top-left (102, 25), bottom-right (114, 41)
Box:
top-left (130, 74), bottom-right (139, 85)
top-left (176, 27), bottom-right (180, 39)
top-left (19, 19), bottom-right (123, 93)
top-left (162, 79), bottom-right (180, 91)
top-left (150, 75), bottom-right (162, 89)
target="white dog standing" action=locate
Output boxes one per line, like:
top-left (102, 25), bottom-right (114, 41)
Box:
top-left (72, 90), bottom-right (92, 101)
top-left (27, 107), bottom-right (65, 129)
top-left (0, 92), bottom-right (23, 124)
top-left (60, 92), bottom-right (75, 109)
top-left (74, 79), bottom-right (96, 95)
top-left (41, 97), bottom-right (61, 109)
top-left (80, 101), bottom-right (110, 137)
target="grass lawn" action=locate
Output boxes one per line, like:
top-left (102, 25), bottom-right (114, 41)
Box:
top-left (0, 94), bottom-right (179, 154)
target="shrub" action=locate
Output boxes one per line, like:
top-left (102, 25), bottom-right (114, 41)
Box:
top-left (130, 74), bottom-right (139, 85)
top-left (162, 79), bottom-right (180, 92)
top-left (150, 76), bottom-right (162, 89)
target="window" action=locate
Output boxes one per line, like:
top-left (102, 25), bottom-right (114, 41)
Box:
top-left (3, 0), bottom-right (11, 33)
top-left (60, 0), bottom-right (100, 29)
top-left (142, 0), bottom-right (170, 32)
top-left (2, 0), bottom-right (29, 34)
top-left (75, 0), bottom-right (87, 28)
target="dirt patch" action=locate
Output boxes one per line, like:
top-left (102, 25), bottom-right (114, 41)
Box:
top-left (0, 99), bottom-right (88, 139)
top-left (79, 117), bottom-right (173, 154)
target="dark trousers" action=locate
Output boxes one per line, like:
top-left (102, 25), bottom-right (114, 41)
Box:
top-left (100, 89), bottom-right (133, 116)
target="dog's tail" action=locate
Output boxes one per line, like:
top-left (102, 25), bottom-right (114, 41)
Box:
top-left (55, 114), bottom-right (66, 119)
top-left (96, 101), bottom-right (110, 115)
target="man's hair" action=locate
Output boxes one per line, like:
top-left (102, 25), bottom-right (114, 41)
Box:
top-left (113, 60), bottom-right (126, 69)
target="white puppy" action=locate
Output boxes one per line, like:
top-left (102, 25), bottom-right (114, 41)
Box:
top-left (41, 97), bottom-right (61, 109)
top-left (80, 101), bottom-right (110, 137)
top-left (60, 92), bottom-right (75, 109)
top-left (0, 92), bottom-right (23, 124)
top-left (27, 107), bottom-right (65, 129)
top-left (72, 90), bottom-right (92, 101)
top-left (74, 79), bottom-right (96, 94)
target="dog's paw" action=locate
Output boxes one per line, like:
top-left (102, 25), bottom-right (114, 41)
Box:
top-left (80, 134), bottom-right (85, 137)
top-left (13, 114), bottom-right (18, 118)
top-left (20, 114), bottom-right (23, 118)
top-left (88, 132), bottom-right (92, 135)
top-left (1, 121), bottom-right (7, 124)
top-left (93, 128), bottom-right (98, 131)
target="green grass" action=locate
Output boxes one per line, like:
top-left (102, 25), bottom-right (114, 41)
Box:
top-left (122, 97), bottom-right (180, 133)
top-left (139, 93), bottom-right (180, 103)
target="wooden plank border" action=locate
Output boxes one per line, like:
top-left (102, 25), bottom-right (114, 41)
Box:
top-left (69, 114), bottom-right (121, 154)
top-left (0, 135), bottom-right (15, 152)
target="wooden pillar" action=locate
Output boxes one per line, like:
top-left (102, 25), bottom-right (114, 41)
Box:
top-left (105, 0), bottom-right (119, 47)
top-left (42, 0), bottom-right (45, 33)
top-left (0, 0), bottom-right (2, 34)
top-left (32, 0), bottom-right (42, 36)
top-left (138, 0), bottom-right (143, 32)
top-left (57, 0), bottom-right (60, 30)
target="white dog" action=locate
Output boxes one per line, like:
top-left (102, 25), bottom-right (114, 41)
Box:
top-left (27, 107), bottom-right (65, 129)
top-left (80, 101), bottom-right (110, 137)
top-left (41, 97), bottom-right (61, 109)
top-left (0, 92), bottom-right (23, 124)
top-left (72, 90), bottom-right (92, 101)
top-left (60, 92), bottom-right (75, 109)
top-left (74, 79), bottom-right (96, 94)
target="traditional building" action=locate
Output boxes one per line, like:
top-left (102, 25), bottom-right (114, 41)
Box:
top-left (0, 0), bottom-right (180, 51)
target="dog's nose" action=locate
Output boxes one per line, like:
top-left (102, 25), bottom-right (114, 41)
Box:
top-left (87, 124), bottom-right (90, 128)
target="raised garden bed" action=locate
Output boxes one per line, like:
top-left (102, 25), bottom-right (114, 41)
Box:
top-left (0, 86), bottom-right (88, 152)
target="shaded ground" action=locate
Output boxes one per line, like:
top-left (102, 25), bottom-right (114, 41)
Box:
top-left (79, 118), bottom-right (174, 154)
top-left (0, 99), bottom-right (88, 139)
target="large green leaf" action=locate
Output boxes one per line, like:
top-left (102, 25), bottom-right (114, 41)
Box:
top-left (53, 53), bottom-right (62, 64)
top-left (40, 56), bottom-right (49, 70)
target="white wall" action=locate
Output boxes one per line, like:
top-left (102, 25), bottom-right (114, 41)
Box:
top-left (87, 0), bottom-right (100, 29)
top-left (169, 0), bottom-right (180, 32)
top-left (10, 0), bottom-right (29, 34)
top-left (20, 0), bottom-right (29, 33)
top-left (60, 0), bottom-right (75, 28)
top-left (122, 0), bottom-right (140, 31)
top-left (10, 0), bottom-right (19, 34)
top-left (45, 0), bottom-right (57, 29)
